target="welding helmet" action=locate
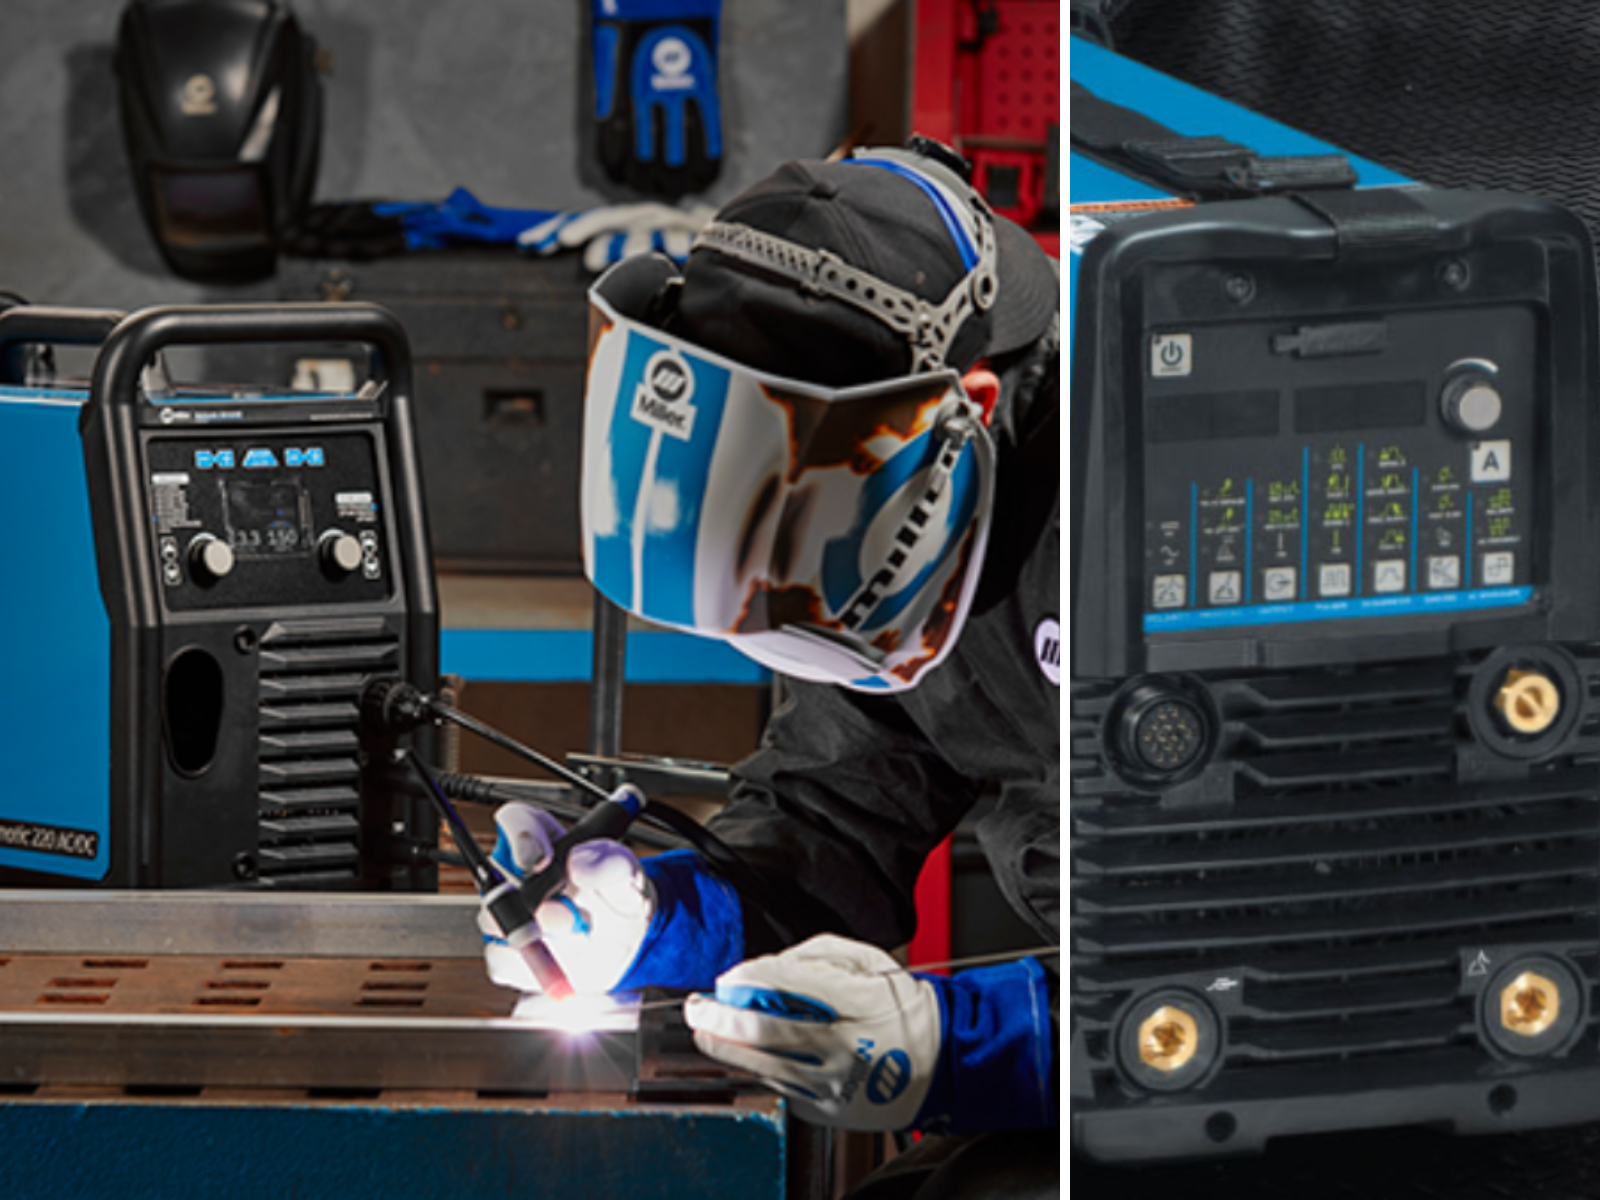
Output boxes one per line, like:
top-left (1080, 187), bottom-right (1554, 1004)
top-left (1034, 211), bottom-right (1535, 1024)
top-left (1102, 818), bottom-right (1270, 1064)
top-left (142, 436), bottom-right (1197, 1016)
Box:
top-left (579, 145), bottom-right (1026, 692)
top-left (116, 0), bottom-right (321, 283)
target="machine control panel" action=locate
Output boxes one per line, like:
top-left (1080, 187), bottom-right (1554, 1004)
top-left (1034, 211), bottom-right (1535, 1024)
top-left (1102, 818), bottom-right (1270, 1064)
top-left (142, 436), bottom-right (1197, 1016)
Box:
top-left (1142, 305), bottom-right (1538, 635)
top-left (145, 430), bottom-right (391, 610)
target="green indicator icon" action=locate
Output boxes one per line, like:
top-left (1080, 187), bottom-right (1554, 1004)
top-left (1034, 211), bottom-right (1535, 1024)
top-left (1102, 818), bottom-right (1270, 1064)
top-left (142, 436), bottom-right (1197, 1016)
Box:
top-left (1330, 447), bottom-right (1348, 465)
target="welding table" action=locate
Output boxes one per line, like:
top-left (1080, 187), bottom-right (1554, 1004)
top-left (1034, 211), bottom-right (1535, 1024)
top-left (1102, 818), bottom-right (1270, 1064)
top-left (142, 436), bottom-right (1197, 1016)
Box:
top-left (0, 891), bottom-right (825, 1200)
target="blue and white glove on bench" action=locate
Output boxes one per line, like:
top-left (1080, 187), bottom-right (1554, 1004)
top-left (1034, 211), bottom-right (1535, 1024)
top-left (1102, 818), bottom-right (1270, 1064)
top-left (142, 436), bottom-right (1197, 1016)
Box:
top-left (517, 201), bottom-right (715, 271)
top-left (684, 934), bottom-right (1057, 1133)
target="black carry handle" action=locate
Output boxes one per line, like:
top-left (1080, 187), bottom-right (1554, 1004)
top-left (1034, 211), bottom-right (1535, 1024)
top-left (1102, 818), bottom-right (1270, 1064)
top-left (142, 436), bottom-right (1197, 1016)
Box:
top-left (1070, 80), bottom-right (1359, 200)
top-left (80, 301), bottom-right (434, 639)
top-left (0, 306), bottom-right (125, 385)
top-left (88, 302), bottom-right (412, 411)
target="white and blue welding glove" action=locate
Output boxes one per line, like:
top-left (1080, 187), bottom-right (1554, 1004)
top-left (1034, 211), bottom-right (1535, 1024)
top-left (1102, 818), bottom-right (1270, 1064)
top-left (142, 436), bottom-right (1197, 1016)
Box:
top-left (479, 801), bottom-right (744, 995)
top-left (518, 202), bottom-right (716, 271)
top-left (684, 935), bottom-right (1057, 1133)
top-left (590, 0), bottom-right (723, 196)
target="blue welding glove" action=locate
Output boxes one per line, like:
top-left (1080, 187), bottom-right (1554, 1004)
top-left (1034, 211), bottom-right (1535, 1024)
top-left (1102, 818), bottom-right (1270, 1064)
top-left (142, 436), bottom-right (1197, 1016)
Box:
top-left (286, 189), bottom-right (561, 258)
top-left (517, 201), bottom-right (716, 270)
top-left (478, 801), bottom-right (744, 995)
top-left (374, 188), bottom-right (560, 250)
top-left (684, 935), bottom-right (1056, 1133)
top-left (591, 0), bottom-right (723, 197)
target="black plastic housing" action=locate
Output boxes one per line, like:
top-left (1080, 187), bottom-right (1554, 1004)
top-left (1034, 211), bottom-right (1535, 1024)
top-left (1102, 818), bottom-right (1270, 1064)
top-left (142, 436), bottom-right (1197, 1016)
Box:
top-left (69, 303), bottom-right (438, 890)
top-left (116, 0), bottom-right (321, 282)
top-left (1070, 190), bottom-right (1600, 1161)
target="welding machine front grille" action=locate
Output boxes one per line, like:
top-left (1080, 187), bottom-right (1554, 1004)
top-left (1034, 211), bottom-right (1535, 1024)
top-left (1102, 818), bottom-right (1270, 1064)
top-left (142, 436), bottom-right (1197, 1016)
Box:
top-left (256, 617), bottom-right (403, 886)
top-left (1071, 655), bottom-right (1600, 1092)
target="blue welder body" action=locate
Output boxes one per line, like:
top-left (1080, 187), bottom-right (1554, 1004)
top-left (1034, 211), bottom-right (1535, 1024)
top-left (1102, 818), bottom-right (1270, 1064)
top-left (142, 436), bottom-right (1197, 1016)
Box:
top-left (0, 383), bottom-right (111, 879)
top-left (0, 305), bottom-right (439, 891)
top-left (1070, 39), bottom-right (1600, 1162)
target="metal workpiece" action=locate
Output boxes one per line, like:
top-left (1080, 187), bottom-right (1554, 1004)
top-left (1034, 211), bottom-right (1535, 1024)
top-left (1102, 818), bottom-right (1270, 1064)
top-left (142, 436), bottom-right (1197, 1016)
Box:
top-left (0, 892), bottom-right (820, 1200)
top-left (0, 892), bottom-right (723, 1098)
top-left (0, 889), bottom-right (482, 957)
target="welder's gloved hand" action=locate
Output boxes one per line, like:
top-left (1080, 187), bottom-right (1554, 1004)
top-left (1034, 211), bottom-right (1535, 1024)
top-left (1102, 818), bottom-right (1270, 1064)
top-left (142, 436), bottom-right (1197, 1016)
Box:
top-left (590, 0), bottom-right (724, 196)
top-left (684, 935), bottom-right (943, 1131)
top-left (517, 202), bottom-right (716, 271)
top-left (477, 803), bottom-right (652, 995)
top-left (478, 802), bottom-right (745, 996)
top-left (685, 935), bottom-right (1059, 1134)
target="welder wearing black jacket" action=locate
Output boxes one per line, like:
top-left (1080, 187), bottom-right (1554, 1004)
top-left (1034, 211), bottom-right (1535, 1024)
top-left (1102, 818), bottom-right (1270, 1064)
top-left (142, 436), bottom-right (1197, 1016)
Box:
top-left (711, 317), bottom-right (1059, 1196)
top-left (479, 142), bottom-right (1060, 1200)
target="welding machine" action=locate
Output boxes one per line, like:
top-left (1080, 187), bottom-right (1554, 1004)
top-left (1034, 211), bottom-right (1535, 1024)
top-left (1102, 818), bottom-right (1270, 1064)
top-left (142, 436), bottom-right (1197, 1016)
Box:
top-left (1071, 41), bottom-right (1600, 1161)
top-left (0, 303), bottom-right (438, 891)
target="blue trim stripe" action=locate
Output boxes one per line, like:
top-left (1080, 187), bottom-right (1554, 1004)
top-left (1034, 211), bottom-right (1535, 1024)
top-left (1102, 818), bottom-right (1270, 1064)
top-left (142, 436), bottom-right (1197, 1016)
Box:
top-left (441, 628), bottom-right (770, 684)
top-left (1410, 467), bottom-right (1419, 590)
top-left (1244, 479), bottom-right (1254, 603)
top-left (1466, 491), bottom-right (1475, 585)
top-left (1355, 445), bottom-right (1365, 596)
top-left (638, 353), bottom-right (731, 627)
top-left (1146, 586), bottom-right (1533, 633)
top-left (851, 157), bottom-right (979, 269)
top-left (1189, 483), bottom-right (1198, 606)
top-left (1300, 448), bottom-right (1309, 599)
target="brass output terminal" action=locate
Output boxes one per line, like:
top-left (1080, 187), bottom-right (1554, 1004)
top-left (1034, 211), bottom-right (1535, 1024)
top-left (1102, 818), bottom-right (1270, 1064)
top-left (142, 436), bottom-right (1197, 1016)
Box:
top-left (1500, 970), bottom-right (1561, 1039)
top-left (1138, 1005), bottom-right (1201, 1073)
top-left (1494, 669), bottom-right (1561, 735)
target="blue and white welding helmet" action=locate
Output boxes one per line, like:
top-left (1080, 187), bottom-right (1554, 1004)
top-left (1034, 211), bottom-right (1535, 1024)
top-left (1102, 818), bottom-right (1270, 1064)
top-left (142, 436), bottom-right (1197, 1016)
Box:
top-left (579, 148), bottom-right (1000, 692)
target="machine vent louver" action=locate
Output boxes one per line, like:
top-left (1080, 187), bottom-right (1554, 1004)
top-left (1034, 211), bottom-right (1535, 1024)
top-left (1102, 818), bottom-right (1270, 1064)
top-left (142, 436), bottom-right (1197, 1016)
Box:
top-left (1072, 656), bottom-right (1600, 1092)
top-left (256, 617), bottom-right (398, 887)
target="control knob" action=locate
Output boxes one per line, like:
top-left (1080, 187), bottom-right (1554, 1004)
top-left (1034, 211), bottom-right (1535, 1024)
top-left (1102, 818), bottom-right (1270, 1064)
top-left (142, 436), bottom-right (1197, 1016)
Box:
top-left (1440, 371), bottom-right (1503, 436)
top-left (319, 529), bottom-right (364, 578)
top-left (187, 534), bottom-right (236, 585)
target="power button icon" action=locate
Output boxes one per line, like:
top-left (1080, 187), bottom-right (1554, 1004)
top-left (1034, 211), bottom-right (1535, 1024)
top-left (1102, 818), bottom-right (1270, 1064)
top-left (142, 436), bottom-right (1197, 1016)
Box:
top-left (1151, 333), bottom-right (1193, 378)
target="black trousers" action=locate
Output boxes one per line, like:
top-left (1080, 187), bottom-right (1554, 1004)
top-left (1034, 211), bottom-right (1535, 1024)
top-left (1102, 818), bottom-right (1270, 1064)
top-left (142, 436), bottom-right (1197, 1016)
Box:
top-left (844, 1130), bottom-right (1061, 1200)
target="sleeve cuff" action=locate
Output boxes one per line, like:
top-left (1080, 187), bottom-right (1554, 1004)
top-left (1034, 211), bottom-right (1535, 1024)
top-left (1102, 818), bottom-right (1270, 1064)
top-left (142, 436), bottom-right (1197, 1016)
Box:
top-left (615, 850), bottom-right (745, 992)
top-left (913, 957), bottom-right (1057, 1134)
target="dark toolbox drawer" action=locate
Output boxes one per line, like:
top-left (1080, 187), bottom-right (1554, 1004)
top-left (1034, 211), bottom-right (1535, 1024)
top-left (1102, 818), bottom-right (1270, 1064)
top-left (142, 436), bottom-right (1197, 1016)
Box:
top-left (279, 250), bottom-right (591, 574)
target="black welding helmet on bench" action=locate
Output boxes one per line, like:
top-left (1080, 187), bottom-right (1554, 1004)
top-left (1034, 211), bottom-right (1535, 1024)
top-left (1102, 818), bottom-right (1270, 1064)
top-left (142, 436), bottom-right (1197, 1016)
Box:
top-left (116, 0), bottom-right (321, 283)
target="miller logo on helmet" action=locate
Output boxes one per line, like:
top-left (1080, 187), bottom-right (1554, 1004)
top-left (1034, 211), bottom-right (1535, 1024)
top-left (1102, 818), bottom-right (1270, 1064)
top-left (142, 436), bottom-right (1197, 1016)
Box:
top-left (631, 349), bottom-right (698, 440)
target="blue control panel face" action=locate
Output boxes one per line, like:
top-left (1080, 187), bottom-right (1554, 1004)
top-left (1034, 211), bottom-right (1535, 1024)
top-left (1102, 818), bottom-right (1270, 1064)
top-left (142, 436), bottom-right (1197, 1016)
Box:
top-left (1141, 304), bottom-right (1537, 635)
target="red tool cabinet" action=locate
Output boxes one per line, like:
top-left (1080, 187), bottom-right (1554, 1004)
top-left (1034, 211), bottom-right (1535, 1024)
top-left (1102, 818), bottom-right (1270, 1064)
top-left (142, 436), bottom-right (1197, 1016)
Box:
top-left (905, 2), bottom-right (1059, 970)
top-left (913, 0), bottom-right (1061, 256)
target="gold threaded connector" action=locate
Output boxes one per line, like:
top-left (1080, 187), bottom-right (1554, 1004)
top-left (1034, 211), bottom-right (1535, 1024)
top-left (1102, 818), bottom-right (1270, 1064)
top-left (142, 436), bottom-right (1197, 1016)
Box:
top-left (1494, 669), bottom-right (1560, 735)
top-left (1499, 970), bottom-right (1561, 1039)
top-left (1138, 1005), bottom-right (1201, 1073)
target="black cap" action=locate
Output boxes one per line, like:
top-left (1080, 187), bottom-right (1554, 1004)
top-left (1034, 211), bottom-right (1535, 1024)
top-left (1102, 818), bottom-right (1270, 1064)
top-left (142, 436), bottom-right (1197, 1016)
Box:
top-left (671, 154), bottom-right (1059, 387)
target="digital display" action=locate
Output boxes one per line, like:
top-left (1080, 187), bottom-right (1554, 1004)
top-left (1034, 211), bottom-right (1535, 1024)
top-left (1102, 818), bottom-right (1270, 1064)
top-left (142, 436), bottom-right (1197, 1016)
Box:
top-left (224, 480), bottom-right (310, 557)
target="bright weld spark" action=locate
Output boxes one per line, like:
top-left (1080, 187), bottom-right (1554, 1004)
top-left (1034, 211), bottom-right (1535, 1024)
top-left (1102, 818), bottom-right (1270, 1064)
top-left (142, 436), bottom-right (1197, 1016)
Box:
top-left (512, 991), bottom-right (642, 1035)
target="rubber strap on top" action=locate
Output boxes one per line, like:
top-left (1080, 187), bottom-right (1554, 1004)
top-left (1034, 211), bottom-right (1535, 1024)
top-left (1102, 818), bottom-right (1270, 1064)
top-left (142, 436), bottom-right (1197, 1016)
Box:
top-left (1070, 80), bottom-right (1358, 200)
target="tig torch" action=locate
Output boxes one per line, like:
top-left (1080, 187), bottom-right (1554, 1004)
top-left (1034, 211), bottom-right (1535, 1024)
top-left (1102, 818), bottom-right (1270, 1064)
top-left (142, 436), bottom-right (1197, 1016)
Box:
top-left (366, 680), bottom-right (648, 1002)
